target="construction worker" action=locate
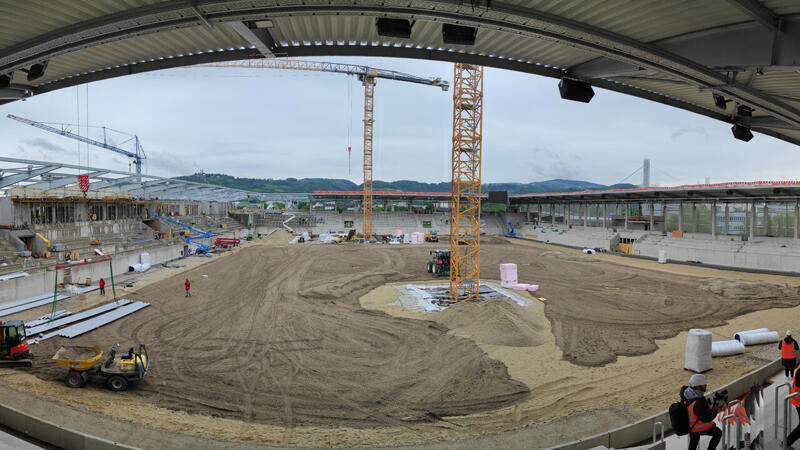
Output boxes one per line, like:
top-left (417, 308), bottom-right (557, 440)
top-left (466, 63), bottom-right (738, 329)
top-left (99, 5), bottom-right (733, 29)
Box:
top-left (785, 363), bottom-right (800, 450)
top-left (184, 278), bottom-right (191, 297)
top-left (681, 374), bottom-right (721, 450)
top-left (99, 277), bottom-right (106, 296)
top-left (780, 330), bottom-right (799, 379)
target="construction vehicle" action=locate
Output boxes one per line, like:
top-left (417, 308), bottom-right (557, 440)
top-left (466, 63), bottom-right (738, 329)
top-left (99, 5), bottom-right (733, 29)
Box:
top-left (425, 230), bottom-right (439, 242)
top-left (215, 237), bottom-right (240, 248)
top-left (148, 213), bottom-right (211, 254)
top-left (51, 344), bottom-right (148, 391)
top-left (427, 250), bottom-right (451, 277)
top-left (0, 320), bottom-right (32, 368)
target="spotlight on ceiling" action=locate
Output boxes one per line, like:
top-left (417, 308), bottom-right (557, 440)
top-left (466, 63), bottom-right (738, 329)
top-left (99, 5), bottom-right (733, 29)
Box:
top-left (558, 78), bottom-right (595, 103)
top-left (376, 18), bottom-right (412, 39)
top-left (755, 67), bottom-right (764, 76)
top-left (442, 23), bottom-right (477, 45)
top-left (737, 104), bottom-right (753, 117)
top-left (731, 124), bottom-right (754, 142)
top-left (23, 61), bottom-right (48, 82)
top-left (712, 93), bottom-right (728, 110)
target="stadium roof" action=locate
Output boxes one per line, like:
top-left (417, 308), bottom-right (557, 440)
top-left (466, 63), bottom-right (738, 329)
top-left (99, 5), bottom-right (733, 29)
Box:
top-left (1, 1), bottom-right (800, 146)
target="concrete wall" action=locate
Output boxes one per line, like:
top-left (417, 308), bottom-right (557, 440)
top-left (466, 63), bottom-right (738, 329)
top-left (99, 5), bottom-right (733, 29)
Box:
top-left (0, 198), bottom-right (13, 226)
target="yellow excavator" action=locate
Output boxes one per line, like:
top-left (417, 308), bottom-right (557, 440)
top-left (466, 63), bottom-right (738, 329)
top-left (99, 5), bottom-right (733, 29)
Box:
top-left (425, 230), bottom-right (439, 242)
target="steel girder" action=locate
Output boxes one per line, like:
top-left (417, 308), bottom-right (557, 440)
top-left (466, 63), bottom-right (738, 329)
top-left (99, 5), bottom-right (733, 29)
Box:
top-left (26, 171), bottom-right (109, 191)
top-left (2, 1), bottom-right (800, 133)
top-left (0, 165), bottom-right (58, 188)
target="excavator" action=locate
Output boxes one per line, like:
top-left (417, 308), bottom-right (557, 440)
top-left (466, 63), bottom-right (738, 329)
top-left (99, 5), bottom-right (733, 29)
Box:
top-left (0, 320), bottom-right (33, 368)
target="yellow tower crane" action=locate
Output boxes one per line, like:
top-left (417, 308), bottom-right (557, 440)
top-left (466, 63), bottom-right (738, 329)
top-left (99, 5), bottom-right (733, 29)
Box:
top-left (200, 59), bottom-right (449, 238)
top-left (449, 63), bottom-right (484, 302)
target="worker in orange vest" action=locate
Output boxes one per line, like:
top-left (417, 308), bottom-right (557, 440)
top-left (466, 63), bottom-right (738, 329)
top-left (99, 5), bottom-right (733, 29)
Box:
top-left (99, 278), bottom-right (106, 296)
top-left (780, 330), bottom-right (799, 379)
top-left (680, 374), bottom-right (721, 450)
top-left (785, 365), bottom-right (800, 448)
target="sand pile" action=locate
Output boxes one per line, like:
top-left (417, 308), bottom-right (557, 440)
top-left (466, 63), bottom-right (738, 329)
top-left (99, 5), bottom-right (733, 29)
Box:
top-left (435, 298), bottom-right (548, 347)
top-left (261, 229), bottom-right (293, 245)
top-left (700, 279), bottom-right (800, 300)
top-left (30, 245), bottom-right (528, 428)
top-left (53, 346), bottom-right (99, 361)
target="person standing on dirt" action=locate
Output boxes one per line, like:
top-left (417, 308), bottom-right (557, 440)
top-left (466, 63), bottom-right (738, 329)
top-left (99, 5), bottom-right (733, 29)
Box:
top-left (185, 278), bottom-right (191, 297)
top-left (99, 277), bottom-right (105, 296)
top-left (681, 374), bottom-right (721, 450)
top-left (780, 330), bottom-right (798, 379)
top-left (785, 362), bottom-right (800, 449)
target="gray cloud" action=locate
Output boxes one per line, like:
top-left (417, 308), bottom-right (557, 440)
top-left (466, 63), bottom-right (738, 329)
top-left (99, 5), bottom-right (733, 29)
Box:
top-left (670, 127), bottom-right (709, 141)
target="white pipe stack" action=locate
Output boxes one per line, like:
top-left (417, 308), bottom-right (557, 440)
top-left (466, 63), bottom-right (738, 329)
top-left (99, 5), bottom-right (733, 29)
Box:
top-left (733, 328), bottom-right (769, 342)
top-left (685, 329), bottom-right (712, 372)
top-left (738, 331), bottom-right (780, 346)
top-left (711, 340), bottom-right (745, 357)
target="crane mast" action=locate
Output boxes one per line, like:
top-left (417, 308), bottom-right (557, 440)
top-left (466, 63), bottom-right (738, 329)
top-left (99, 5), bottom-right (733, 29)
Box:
top-left (200, 59), bottom-right (449, 238)
top-left (7, 114), bottom-right (146, 182)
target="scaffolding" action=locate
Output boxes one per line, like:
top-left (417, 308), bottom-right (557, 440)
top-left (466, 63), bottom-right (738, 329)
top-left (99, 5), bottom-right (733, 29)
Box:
top-left (449, 64), bottom-right (484, 302)
top-left (362, 76), bottom-right (375, 238)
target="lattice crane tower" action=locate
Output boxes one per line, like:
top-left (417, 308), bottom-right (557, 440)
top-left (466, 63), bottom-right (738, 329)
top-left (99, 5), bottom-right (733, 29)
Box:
top-left (449, 63), bottom-right (484, 302)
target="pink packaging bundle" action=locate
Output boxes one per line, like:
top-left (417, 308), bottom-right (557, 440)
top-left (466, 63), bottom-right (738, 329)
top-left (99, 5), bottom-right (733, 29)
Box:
top-left (500, 263), bottom-right (518, 287)
top-left (512, 283), bottom-right (530, 291)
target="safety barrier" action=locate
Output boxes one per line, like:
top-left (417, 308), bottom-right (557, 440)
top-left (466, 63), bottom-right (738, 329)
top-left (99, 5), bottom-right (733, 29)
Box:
top-left (550, 358), bottom-right (781, 450)
top-left (0, 401), bottom-right (135, 449)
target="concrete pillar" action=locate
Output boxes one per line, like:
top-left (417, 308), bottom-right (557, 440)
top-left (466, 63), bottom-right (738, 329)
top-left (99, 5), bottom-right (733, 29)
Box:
top-left (711, 201), bottom-right (717, 238)
top-left (583, 203), bottom-right (588, 228)
top-left (649, 202), bottom-right (654, 232)
top-left (565, 204), bottom-right (570, 226)
top-left (750, 202), bottom-right (756, 239)
top-left (526, 208), bottom-right (531, 222)
top-left (538, 204), bottom-right (542, 225)
top-left (678, 202), bottom-right (684, 232)
top-left (624, 203), bottom-right (629, 230)
top-left (603, 204), bottom-right (608, 229)
top-left (794, 202), bottom-right (798, 240)
top-left (763, 203), bottom-right (769, 236)
top-left (691, 203), bottom-right (698, 233)
top-left (724, 204), bottom-right (729, 236)
top-left (551, 204), bottom-right (556, 226)
top-left (661, 202), bottom-right (667, 232)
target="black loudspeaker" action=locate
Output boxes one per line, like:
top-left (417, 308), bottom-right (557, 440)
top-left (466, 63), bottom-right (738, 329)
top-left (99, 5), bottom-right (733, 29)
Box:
top-left (376, 18), bottom-right (412, 39)
top-left (731, 124), bottom-right (754, 142)
top-left (26, 61), bottom-right (48, 81)
top-left (442, 24), bottom-right (477, 45)
top-left (558, 78), bottom-right (595, 103)
top-left (488, 191), bottom-right (508, 204)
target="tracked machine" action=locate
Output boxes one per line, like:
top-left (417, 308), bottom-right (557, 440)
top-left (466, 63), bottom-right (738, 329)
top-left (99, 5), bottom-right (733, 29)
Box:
top-left (0, 320), bottom-right (32, 368)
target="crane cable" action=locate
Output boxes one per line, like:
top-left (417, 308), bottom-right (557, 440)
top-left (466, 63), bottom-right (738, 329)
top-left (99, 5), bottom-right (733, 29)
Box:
top-left (347, 76), bottom-right (352, 177)
top-left (75, 87), bottom-right (81, 172)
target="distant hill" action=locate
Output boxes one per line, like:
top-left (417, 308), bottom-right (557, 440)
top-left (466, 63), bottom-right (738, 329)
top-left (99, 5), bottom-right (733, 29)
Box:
top-left (176, 173), bottom-right (637, 194)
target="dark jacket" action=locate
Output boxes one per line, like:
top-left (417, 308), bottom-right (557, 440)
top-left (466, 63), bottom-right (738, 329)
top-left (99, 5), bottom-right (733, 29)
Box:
top-left (680, 386), bottom-right (717, 424)
top-left (779, 337), bottom-right (798, 358)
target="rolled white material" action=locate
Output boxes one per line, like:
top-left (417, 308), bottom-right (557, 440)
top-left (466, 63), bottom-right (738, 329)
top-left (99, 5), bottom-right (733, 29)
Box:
top-left (739, 331), bottom-right (780, 346)
top-left (685, 329), bottom-right (712, 373)
top-left (734, 328), bottom-right (770, 342)
top-left (128, 263), bottom-right (151, 273)
top-left (711, 340), bottom-right (745, 357)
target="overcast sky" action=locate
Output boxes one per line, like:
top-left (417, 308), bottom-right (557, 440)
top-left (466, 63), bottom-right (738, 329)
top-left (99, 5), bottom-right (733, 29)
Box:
top-left (1, 56), bottom-right (799, 187)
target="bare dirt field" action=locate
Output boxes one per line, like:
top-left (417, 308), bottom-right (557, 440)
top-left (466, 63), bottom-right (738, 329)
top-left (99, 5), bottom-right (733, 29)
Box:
top-left (2, 235), bottom-right (800, 447)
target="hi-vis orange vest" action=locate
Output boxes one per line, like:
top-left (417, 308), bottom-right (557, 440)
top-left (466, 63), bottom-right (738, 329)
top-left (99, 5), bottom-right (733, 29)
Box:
top-left (782, 340), bottom-right (797, 360)
top-left (688, 399), bottom-right (714, 432)
top-left (792, 368), bottom-right (800, 407)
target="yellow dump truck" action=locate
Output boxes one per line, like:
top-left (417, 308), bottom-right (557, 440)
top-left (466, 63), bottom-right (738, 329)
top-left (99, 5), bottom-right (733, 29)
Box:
top-left (51, 344), bottom-right (149, 391)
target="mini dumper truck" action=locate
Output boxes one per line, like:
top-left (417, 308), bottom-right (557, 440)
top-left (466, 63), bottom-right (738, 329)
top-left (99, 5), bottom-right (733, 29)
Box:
top-left (51, 344), bottom-right (148, 391)
top-left (427, 250), bottom-right (451, 277)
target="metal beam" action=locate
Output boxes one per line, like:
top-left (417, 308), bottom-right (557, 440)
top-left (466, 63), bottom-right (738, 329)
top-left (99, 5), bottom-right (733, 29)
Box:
top-left (0, 165), bottom-right (57, 188)
top-left (226, 21), bottom-right (274, 57)
top-left (724, 0), bottom-right (781, 33)
top-left (2, 1), bottom-right (797, 127)
top-left (27, 171), bottom-right (109, 190)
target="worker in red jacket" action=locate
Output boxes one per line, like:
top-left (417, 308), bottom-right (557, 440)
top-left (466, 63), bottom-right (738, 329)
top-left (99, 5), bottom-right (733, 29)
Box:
top-left (185, 278), bottom-right (191, 297)
top-left (99, 278), bottom-right (105, 296)
top-left (780, 330), bottom-right (799, 379)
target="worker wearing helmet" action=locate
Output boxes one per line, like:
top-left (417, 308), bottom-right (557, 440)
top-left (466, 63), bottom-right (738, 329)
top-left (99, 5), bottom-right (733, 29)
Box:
top-left (780, 330), bottom-right (798, 379)
top-left (681, 374), bottom-right (721, 450)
